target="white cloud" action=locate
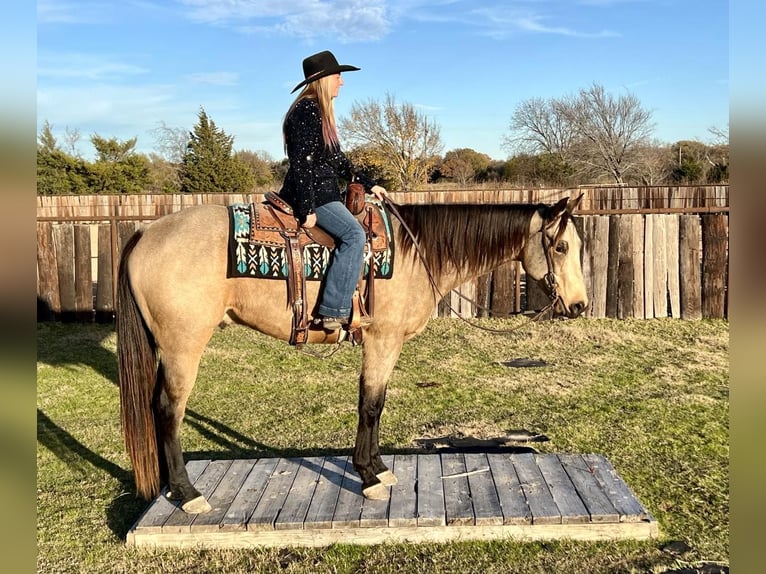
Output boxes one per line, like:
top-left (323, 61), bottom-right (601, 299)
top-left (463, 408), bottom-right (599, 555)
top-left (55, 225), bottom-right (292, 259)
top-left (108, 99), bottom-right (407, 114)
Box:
top-left (184, 72), bottom-right (240, 86)
top-left (37, 1), bottom-right (113, 24)
top-left (178, 0), bottom-right (392, 41)
top-left (38, 53), bottom-right (149, 80)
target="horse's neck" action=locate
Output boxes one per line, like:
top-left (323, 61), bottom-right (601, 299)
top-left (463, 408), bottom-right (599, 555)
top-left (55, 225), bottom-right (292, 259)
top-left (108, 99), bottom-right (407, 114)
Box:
top-left (431, 254), bottom-right (520, 295)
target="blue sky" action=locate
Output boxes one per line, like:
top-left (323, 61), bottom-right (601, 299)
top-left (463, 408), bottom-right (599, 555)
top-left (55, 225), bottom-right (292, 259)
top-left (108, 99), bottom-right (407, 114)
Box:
top-left (37, 0), bottom-right (728, 162)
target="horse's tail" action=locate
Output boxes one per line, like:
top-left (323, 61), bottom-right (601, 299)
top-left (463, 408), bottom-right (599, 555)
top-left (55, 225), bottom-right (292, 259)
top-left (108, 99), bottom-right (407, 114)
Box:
top-left (116, 229), bottom-right (160, 500)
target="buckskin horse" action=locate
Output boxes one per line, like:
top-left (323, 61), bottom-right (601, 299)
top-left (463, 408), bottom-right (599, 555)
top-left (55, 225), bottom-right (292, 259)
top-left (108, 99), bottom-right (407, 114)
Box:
top-left (117, 194), bottom-right (588, 513)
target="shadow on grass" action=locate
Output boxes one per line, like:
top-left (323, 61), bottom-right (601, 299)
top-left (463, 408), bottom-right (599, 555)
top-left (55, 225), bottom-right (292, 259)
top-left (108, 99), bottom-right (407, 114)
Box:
top-left (37, 408), bottom-right (146, 541)
top-left (36, 323), bottom-right (118, 385)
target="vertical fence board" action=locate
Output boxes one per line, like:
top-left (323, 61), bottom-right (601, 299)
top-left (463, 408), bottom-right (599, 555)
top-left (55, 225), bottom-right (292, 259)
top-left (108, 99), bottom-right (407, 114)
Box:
top-left (587, 216), bottom-right (609, 318)
top-left (52, 224), bottom-right (76, 314)
top-left (74, 225), bottom-right (93, 317)
top-left (679, 215), bottom-right (702, 320)
top-left (616, 216), bottom-right (634, 319)
top-left (630, 215), bottom-right (644, 319)
top-left (475, 273), bottom-right (491, 318)
top-left (665, 216), bottom-right (681, 318)
top-left (605, 215), bottom-right (620, 318)
top-left (37, 222), bottom-right (61, 317)
top-left (701, 214), bottom-right (728, 319)
top-left (643, 215), bottom-right (654, 318)
top-left (490, 261), bottom-right (515, 316)
top-left (650, 216), bottom-right (668, 318)
top-left (96, 224), bottom-right (114, 317)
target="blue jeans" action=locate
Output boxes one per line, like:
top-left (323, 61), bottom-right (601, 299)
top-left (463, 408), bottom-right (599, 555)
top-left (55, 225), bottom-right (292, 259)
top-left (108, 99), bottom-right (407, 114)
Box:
top-left (314, 201), bottom-right (366, 318)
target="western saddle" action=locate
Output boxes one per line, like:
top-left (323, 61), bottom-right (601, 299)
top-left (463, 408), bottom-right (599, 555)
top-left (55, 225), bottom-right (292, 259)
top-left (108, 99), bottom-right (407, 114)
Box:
top-left (257, 188), bottom-right (389, 347)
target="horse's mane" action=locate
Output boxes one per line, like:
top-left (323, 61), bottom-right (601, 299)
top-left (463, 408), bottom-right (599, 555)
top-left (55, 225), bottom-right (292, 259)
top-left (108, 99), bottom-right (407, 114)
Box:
top-left (394, 203), bottom-right (544, 275)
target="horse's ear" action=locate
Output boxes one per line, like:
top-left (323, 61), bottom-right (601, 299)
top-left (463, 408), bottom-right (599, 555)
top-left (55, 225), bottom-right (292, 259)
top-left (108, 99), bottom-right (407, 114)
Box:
top-left (566, 193), bottom-right (584, 214)
top-left (546, 197), bottom-right (569, 222)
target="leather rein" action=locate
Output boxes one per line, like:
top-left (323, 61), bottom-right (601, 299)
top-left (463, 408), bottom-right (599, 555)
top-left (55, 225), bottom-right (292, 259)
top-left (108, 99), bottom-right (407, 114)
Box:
top-left (382, 198), bottom-right (566, 335)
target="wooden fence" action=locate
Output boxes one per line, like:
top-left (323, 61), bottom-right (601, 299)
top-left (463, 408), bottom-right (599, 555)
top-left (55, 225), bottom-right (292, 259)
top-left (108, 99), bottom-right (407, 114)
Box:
top-left (36, 186), bottom-right (729, 321)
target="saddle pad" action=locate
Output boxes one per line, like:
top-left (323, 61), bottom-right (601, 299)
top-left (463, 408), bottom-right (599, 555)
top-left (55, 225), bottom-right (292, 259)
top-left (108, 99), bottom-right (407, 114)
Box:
top-left (227, 202), bottom-right (395, 281)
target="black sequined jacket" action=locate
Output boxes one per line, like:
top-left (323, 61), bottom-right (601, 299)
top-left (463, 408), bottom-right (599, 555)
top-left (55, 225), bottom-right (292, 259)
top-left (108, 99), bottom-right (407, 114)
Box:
top-left (278, 98), bottom-right (375, 224)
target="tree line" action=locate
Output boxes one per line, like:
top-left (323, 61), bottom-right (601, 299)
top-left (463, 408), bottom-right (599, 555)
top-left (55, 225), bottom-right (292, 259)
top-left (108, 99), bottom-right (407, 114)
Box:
top-left (37, 83), bottom-right (728, 195)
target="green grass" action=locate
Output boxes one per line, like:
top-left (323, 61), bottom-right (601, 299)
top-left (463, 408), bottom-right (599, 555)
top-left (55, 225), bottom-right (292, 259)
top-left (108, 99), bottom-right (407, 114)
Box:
top-left (37, 318), bottom-right (728, 573)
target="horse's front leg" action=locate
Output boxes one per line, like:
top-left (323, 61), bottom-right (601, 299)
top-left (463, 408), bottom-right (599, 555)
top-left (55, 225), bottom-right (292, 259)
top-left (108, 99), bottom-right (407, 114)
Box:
top-left (354, 334), bottom-right (404, 499)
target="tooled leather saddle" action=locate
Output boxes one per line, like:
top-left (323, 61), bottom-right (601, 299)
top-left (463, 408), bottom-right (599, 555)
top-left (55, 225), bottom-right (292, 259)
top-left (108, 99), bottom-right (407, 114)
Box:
top-left (228, 186), bottom-right (392, 346)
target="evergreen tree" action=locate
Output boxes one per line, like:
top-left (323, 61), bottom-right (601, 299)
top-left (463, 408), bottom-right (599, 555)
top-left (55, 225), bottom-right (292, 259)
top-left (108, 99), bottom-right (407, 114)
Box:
top-left (180, 107), bottom-right (254, 193)
top-left (87, 135), bottom-right (150, 193)
top-left (37, 121), bottom-right (90, 194)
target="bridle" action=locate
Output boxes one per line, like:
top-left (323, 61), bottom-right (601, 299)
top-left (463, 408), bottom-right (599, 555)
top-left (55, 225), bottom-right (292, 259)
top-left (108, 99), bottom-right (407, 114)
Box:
top-left (382, 198), bottom-right (568, 335)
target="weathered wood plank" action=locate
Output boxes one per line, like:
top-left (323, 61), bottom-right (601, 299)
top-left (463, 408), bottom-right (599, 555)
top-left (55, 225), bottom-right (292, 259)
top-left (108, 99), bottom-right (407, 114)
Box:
top-left (388, 454), bottom-right (418, 528)
top-left (701, 214), bottom-right (728, 319)
top-left (464, 453), bottom-right (503, 526)
top-left (95, 224), bottom-right (113, 315)
top-left (581, 454), bottom-right (651, 522)
top-left (617, 215), bottom-right (635, 318)
top-left (73, 224), bottom-right (92, 316)
top-left (441, 453), bottom-right (474, 526)
top-left (331, 456), bottom-right (364, 528)
top-left (163, 460), bottom-right (231, 534)
top-left (360, 455), bottom-right (393, 528)
top-left (133, 460), bottom-right (210, 534)
top-left (486, 454), bottom-right (532, 525)
top-left (37, 221), bottom-right (61, 317)
top-left (665, 216), bottom-right (681, 317)
top-left (221, 457), bottom-right (280, 531)
top-left (512, 453), bottom-right (560, 525)
top-left (304, 456), bottom-right (348, 530)
top-left (52, 224), bottom-right (76, 313)
top-left (679, 215), bottom-right (702, 320)
top-left (490, 261), bottom-right (515, 316)
top-left (643, 215), bottom-right (654, 318)
top-left (589, 216), bottom-right (609, 318)
top-left (416, 454), bottom-right (446, 527)
top-left (605, 215), bottom-right (620, 318)
top-left (558, 454), bottom-right (619, 523)
top-left (475, 273), bottom-right (491, 318)
top-left (536, 454), bottom-right (589, 524)
top-left (651, 215), bottom-right (668, 318)
top-left (248, 458), bottom-right (300, 531)
top-left (274, 457), bottom-right (323, 530)
top-left (630, 215), bottom-right (644, 319)
top-left (191, 460), bottom-right (253, 533)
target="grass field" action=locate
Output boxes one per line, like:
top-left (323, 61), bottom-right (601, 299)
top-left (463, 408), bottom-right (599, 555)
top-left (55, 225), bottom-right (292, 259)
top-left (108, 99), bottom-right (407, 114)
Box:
top-left (37, 317), bottom-right (728, 573)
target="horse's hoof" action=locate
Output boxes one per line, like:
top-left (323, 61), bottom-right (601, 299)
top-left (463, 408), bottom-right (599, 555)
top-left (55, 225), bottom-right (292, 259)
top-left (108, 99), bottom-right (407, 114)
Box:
top-left (376, 470), bottom-right (398, 486)
top-left (182, 495), bottom-right (212, 514)
top-left (362, 482), bottom-right (389, 500)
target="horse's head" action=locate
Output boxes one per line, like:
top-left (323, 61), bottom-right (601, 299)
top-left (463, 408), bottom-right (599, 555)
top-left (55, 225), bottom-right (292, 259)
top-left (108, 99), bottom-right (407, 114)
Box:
top-left (520, 194), bottom-right (588, 318)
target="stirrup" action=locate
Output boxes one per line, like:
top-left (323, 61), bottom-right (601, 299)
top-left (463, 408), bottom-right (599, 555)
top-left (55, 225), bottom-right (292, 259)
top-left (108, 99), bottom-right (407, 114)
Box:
top-left (320, 316), bottom-right (348, 331)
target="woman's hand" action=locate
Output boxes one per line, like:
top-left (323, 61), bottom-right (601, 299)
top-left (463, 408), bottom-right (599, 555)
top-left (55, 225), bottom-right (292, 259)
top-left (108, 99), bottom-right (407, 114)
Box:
top-left (371, 185), bottom-right (388, 201)
top-left (302, 213), bottom-right (317, 228)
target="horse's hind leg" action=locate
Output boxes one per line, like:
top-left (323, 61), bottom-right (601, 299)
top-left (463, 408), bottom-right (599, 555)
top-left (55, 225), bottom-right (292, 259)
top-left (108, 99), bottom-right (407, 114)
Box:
top-left (354, 335), bottom-right (404, 500)
top-left (154, 349), bottom-right (212, 514)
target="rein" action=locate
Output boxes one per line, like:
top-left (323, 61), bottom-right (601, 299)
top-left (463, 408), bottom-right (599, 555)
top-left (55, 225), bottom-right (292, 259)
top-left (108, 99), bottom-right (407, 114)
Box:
top-left (382, 198), bottom-right (563, 335)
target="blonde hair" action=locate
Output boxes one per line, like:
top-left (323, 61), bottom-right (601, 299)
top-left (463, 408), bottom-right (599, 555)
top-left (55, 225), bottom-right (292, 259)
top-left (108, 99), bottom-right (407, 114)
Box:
top-left (283, 75), bottom-right (340, 152)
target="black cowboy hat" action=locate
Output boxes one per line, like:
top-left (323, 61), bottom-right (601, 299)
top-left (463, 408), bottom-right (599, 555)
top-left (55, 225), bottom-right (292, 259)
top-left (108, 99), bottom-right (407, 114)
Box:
top-left (291, 50), bottom-right (360, 93)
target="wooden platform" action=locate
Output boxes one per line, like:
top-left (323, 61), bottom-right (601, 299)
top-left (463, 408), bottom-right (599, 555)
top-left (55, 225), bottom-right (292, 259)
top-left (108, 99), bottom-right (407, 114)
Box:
top-left (127, 452), bottom-right (658, 548)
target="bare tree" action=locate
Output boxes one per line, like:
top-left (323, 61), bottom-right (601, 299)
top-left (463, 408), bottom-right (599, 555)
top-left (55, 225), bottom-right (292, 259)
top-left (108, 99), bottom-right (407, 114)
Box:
top-left (564, 84), bottom-right (654, 183)
top-left (151, 121), bottom-right (190, 164)
top-left (633, 140), bottom-right (674, 185)
top-left (506, 83), bottom-right (654, 184)
top-left (504, 97), bottom-right (576, 163)
top-left (340, 93), bottom-right (443, 190)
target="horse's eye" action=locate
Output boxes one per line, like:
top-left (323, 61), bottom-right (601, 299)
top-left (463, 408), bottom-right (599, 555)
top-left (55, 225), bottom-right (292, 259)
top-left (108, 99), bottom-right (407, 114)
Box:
top-left (555, 241), bottom-right (568, 254)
